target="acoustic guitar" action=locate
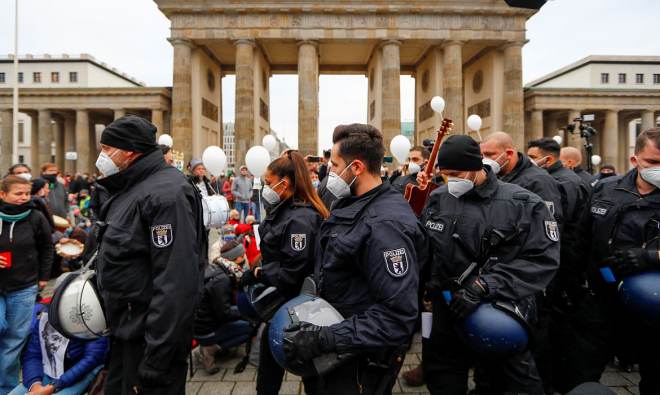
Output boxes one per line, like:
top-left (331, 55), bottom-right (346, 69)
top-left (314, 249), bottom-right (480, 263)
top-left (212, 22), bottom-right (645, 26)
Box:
top-left (404, 118), bottom-right (454, 216)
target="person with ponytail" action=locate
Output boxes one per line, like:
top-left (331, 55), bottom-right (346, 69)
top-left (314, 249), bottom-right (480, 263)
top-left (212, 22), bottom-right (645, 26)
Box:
top-left (239, 150), bottom-right (328, 395)
top-left (0, 176), bottom-right (54, 394)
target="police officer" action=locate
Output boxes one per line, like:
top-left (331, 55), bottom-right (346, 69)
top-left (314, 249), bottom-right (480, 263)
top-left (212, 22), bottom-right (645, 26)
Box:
top-left (420, 135), bottom-right (559, 395)
top-left (239, 150), bottom-right (328, 395)
top-left (391, 146), bottom-right (430, 193)
top-left (560, 146), bottom-right (594, 186)
top-left (566, 128), bottom-right (660, 394)
top-left (282, 124), bottom-right (427, 394)
top-left (95, 116), bottom-right (205, 395)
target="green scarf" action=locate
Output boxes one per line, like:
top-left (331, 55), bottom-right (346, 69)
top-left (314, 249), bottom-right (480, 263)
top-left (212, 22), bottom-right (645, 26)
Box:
top-left (0, 210), bottom-right (32, 222)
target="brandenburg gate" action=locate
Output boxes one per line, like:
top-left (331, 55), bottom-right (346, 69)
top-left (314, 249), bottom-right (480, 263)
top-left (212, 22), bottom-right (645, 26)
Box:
top-left (155, 0), bottom-right (537, 163)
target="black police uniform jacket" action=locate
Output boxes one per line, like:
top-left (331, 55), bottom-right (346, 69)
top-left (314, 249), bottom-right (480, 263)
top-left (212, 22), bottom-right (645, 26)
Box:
top-left (576, 168), bottom-right (660, 295)
top-left (574, 166), bottom-right (594, 187)
top-left (96, 149), bottom-right (205, 372)
top-left (315, 182), bottom-right (428, 354)
top-left (259, 198), bottom-right (324, 299)
top-left (500, 153), bottom-right (564, 224)
top-left (421, 170), bottom-right (559, 304)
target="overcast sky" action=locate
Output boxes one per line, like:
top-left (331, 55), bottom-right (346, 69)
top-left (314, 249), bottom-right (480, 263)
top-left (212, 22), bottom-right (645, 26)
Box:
top-left (1, 0), bottom-right (658, 151)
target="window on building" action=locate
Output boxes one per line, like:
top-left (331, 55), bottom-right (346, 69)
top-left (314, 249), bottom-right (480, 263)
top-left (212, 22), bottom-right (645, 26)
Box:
top-left (636, 73), bottom-right (644, 84)
top-left (0, 73), bottom-right (5, 83)
top-left (18, 122), bottom-right (24, 143)
top-left (33, 72), bottom-right (41, 83)
top-left (18, 155), bottom-right (24, 164)
top-left (601, 73), bottom-right (609, 84)
top-left (51, 72), bottom-right (59, 83)
top-left (618, 73), bottom-right (626, 84)
top-left (18, 72), bottom-right (23, 83)
top-left (654, 74), bottom-right (660, 84)
top-left (69, 72), bottom-right (78, 83)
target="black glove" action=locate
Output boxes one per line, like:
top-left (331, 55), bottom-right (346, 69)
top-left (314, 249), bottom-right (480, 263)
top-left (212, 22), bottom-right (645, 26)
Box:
top-left (449, 278), bottom-right (488, 320)
top-left (138, 360), bottom-right (167, 389)
top-left (283, 322), bottom-right (335, 367)
top-left (239, 268), bottom-right (258, 288)
top-left (611, 248), bottom-right (660, 277)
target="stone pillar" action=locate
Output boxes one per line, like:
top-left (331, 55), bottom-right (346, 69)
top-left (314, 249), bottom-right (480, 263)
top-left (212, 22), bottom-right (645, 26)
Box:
top-left (567, 110), bottom-right (583, 150)
top-left (297, 40), bottom-right (319, 155)
top-left (442, 41), bottom-right (464, 133)
top-left (30, 113), bottom-right (38, 169)
top-left (75, 110), bottom-right (90, 174)
top-left (64, 116), bottom-right (76, 174)
top-left (113, 109), bottom-right (126, 120)
top-left (234, 39), bottom-right (256, 167)
top-left (381, 40), bottom-right (402, 146)
top-left (530, 110), bottom-right (544, 142)
top-left (38, 109), bottom-right (53, 166)
top-left (502, 42), bottom-right (525, 149)
top-left (55, 119), bottom-right (65, 171)
top-left (170, 38), bottom-right (195, 164)
top-left (0, 110), bottom-right (13, 171)
top-left (603, 110), bottom-right (619, 167)
top-left (641, 109), bottom-right (656, 131)
top-left (151, 109), bottom-right (164, 134)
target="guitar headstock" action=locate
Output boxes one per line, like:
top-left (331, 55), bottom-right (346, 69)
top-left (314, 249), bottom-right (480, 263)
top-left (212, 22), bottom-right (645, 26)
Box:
top-left (439, 118), bottom-right (454, 139)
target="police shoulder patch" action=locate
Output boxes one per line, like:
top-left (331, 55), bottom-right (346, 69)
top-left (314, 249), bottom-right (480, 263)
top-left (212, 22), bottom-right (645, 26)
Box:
top-left (544, 201), bottom-right (555, 216)
top-left (291, 233), bottom-right (307, 251)
top-left (383, 248), bottom-right (409, 278)
top-left (151, 224), bottom-right (173, 248)
top-left (544, 221), bottom-right (559, 242)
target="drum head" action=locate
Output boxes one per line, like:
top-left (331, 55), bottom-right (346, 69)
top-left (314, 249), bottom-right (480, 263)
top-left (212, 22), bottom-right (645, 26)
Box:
top-left (202, 195), bottom-right (230, 229)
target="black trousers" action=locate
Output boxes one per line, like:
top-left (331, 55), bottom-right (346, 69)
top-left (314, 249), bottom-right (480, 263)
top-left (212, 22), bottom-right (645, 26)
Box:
top-left (559, 291), bottom-right (660, 395)
top-left (422, 298), bottom-right (543, 395)
top-left (314, 355), bottom-right (403, 395)
top-left (256, 323), bottom-right (317, 395)
top-left (105, 338), bottom-right (189, 395)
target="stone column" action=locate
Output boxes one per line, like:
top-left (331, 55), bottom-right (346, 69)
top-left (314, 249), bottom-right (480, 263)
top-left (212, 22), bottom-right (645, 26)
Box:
top-left (64, 116), bottom-right (76, 174)
top-left (113, 109), bottom-right (126, 120)
top-left (603, 110), bottom-right (619, 167)
top-left (75, 110), bottom-right (90, 174)
top-left (641, 109), bottom-right (656, 131)
top-left (297, 40), bottom-right (319, 155)
top-left (151, 109), bottom-right (164, 134)
top-left (30, 113), bottom-right (38, 168)
top-left (234, 39), bottom-right (256, 167)
top-left (38, 109), bottom-right (53, 166)
top-left (0, 110), bottom-right (13, 171)
top-left (54, 118), bottom-right (65, 171)
top-left (567, 110), bottom-right (583, 150)
top-left (502, 42), bottom-right (525, 149)
top-left (381, 40), bottom-right (402, 146)
top-left (442, 41), bottom-right (464, 133)
top-left (169, 38), bottom-right (195, 164)
top-left (530, 110), bottom-right (544, 142)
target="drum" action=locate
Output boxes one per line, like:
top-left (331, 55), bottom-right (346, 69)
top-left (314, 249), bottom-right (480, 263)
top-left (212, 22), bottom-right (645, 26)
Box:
top-left (202, 195), bottom-right (230, 229)
top-left (53, 215), bottom-right (70, 232)
top-left (55, 239), bottom-right (85, 259)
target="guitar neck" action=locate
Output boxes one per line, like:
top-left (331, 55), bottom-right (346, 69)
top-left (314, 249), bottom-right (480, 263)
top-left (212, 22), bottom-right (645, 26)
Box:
top-left (423, 120), bottom-right (450, 175)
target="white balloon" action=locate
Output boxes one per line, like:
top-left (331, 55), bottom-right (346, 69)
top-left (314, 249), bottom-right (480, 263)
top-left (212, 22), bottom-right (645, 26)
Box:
top-left (262, 134), bottom-right (278, 152)
top-left (202, 146), bottom-right (227, 177)
top-left (591, 155), bottom-right (602, 166)
top-left (158, 134), bottom-right (173, 148)
top-left (390, 135), bottom-right (412, 163)
top-left (245, 146), bottom-right (271, 177)
top-left (552, 135), bottom-right (563, 145)
top-left (467, 114), bottom-right (482, 131)
top-left (430, 96), bottom-right (446, 114)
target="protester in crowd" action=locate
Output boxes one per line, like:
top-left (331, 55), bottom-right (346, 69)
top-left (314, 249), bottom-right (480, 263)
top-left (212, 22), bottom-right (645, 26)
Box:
top-left (560, 146), bottom-right (594, 186)
top-left (593, 164), bottom-right (617, 183)
top-left (232, 166), bottom-right (253, 221)
top-left (7, 301), bottom-right (108, 395)
top-left (7, 164), bottom-right (32, 181)
top-left (250, 181), bottom-right (261, 222)
top-left (160, 144), bottom-right (174, 166)
top-left (392, 145), bottom-right (430, 193)
top-left (93, 115), bottom-right (205, 395)
top-left (318, 149), bottom-right (331, 181)
top-left (0, 176), bottom-right (54, 394)
top-left (239, 150), bottom-right (328, 395)
top-left (235, 215), bottom-right (261, 268)
top-left (222, 171), bottom-right (234, 208)
top-left (40, 164), bottom-right (67, 218)
top-left (29, 178), bottom-right (55, 233)
top-left (188, 159), bottom-right (216, 197)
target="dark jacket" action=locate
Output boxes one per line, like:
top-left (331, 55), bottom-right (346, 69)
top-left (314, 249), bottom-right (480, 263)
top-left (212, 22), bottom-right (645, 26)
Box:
top-left (96, 149), bottom-right (204, 373)
top-left (258, 199), bottom-right (323, 299)
top-left (421, 170), bottom-right (560, 303)
top-left (316, 182), bottom-right (427, 354)
top-left (194, 263), bottom-right (241, 336)
top-left (316, 176), bottom-right (336, 212)
top-left (576, 169), bottom-right (660, 295)
top-left (188, 175), bottom-right (217, 197)
top-left (21, 304), bottom-right (108, 390)
top-left (43, 177), bottom-right (68, 218)
top-left (500, 153), bottom-right (564, 224)
top-left (391, 172), bottom-right (418, 194)
top-left (574, 166), bottom-right (594, 186)
top-left (0, 205), bottom-right (53, 293)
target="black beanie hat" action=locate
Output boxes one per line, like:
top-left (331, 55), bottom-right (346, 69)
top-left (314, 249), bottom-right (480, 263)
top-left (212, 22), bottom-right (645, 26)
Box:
top-left (30, 178), bottom-right (47, 195)
top-left (437, 135), bottom-right (483, 171)
top-left (100, 115), bottom-right (157, 153)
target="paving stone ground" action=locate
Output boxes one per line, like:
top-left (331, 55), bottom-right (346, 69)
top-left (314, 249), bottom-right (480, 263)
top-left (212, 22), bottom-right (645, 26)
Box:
top-left (186, 333), bottom-right (641, 395)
